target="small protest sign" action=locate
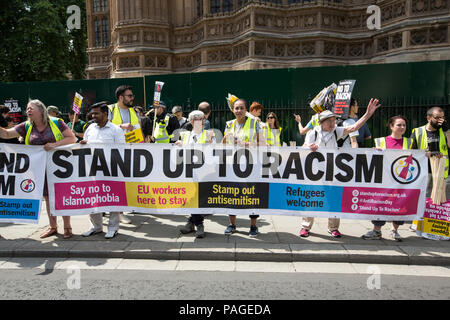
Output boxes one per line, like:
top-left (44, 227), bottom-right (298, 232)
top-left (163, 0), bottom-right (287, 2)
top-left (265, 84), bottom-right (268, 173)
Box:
top-left (333, 80), bottom-right (356, 119)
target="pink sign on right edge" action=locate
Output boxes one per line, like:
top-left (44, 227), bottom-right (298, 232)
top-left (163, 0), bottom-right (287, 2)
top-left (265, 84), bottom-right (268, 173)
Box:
top-left (341, 187), bottom-right (420, 216)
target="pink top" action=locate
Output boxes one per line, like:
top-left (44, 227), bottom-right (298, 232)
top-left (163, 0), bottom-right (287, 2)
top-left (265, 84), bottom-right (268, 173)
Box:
top-left (385, 136), bottom-right (403, 150)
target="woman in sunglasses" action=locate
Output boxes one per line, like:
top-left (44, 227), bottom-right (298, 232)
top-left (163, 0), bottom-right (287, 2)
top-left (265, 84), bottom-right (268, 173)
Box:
top-left (263, 112), bottom-right (282, 146)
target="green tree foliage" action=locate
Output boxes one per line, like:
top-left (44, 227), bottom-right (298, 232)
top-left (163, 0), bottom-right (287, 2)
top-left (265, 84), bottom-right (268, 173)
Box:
top-left (0, 0), bottom-right (87, 82)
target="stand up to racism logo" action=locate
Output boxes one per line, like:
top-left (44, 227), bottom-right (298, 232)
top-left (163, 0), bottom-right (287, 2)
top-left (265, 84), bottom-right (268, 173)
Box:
top-left (391, 155), bottom-right (420, 184)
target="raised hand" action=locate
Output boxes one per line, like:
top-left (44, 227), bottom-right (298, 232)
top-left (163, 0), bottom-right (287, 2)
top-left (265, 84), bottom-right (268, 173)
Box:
top-left (366, 98), bottom-right (381, 114)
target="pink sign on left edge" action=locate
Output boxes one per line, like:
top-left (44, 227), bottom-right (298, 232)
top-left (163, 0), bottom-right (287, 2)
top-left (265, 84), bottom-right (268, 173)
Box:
top-left (342, 187), bottom-right (420, 216)
top-left (54, 180), bottom-right (127, 210)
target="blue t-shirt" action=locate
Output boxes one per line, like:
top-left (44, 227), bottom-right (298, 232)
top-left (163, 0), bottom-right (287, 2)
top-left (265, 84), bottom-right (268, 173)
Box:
top-left (350, 116), bottom-right (371, 143)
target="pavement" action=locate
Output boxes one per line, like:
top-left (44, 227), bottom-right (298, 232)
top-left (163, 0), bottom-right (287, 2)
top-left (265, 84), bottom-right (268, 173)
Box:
top-left (0, 202), bottom-right (449, 266)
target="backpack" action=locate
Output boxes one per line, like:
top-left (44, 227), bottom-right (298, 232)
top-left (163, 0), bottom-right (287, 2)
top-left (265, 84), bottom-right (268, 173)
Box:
top-left (335, 118), bottom-right (348, 147)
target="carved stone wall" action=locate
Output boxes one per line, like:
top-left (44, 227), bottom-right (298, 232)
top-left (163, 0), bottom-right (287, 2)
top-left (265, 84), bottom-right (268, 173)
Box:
top-left (85, 0), bottom-right (450, 79)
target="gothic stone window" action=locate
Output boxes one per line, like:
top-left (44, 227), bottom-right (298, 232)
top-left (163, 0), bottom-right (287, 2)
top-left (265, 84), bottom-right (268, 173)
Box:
top-left (94, 18), bottom-right (110, 47)
top-left (93, 0), bottom-right (108, 12)
top-left (210, 0), bottom-right (233, 14)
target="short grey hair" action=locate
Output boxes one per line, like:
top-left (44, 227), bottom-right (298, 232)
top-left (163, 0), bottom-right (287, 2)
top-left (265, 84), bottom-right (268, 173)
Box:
top-left (188, 110), bottom-right (205, 122)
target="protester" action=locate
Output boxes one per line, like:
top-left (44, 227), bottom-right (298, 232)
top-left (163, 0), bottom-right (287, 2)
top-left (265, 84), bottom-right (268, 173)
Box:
top-left (172, 106), bottom-right (187, 128)
top-left (262, 112), bottom-right (282, 146)
top-left (68, 110), bottom-right (86, 142)
top-left (411, 106), bottom-right (449, 199)
top-left (198, 102), bottom-right (212, 130)
top-left (80, 102), bottom-right (125, 239)
top-left (84, 111), bottom-right (95, 132)
top-left (348, 98), bottom-right (372, 147)
top-left (0, 99), bottom-right (77, 238)
top-left (300, 98), bottom-right (381, 238)
top-left (109, 85), bottom-right (141, 223)
top-left (47, 105), bottom-right (64, 122)
top-left (134, 106), bottom-right (145, 118)
top-left (0, 105), bottom-right (19, 144)
top-left (294, 112), bottom-right (320, 136)
top-left (249, 101), bottom-right (266, 128)
top-left (340, 112), bottom-right (359, 148)
top-left (147, 101), bottom-right (180, 143)
top-left (177, 110), bottom-right (215, 238)
top-left (362, 115), bottom-right (413, 241)
top-left (109, 85), bottom-right (140, 132)
top-left (222, 99), bottom-right (265, 237)
top-left (181, 101), bottom-right (213, 131)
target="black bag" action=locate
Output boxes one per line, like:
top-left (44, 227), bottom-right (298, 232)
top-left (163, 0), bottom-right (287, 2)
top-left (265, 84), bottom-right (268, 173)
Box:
top-left (335, 118), bottom-right (348, 147)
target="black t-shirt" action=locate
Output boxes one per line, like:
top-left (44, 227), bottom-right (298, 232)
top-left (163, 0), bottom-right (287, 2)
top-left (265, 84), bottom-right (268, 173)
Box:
top-left (426, 129), bottom-right (440, 153)
top-left (412, 129), bottom-right (444, 173)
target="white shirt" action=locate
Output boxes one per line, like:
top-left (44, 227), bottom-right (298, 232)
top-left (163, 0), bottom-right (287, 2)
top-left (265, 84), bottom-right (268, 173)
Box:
top-left (341, 118), bottom-right (359, 148)
top-left (304, 125), bottom-right (347, 148)
top-left (185, 130), bottom-right (216, 144)
top-left (83, 120), bottom-right (126, 144)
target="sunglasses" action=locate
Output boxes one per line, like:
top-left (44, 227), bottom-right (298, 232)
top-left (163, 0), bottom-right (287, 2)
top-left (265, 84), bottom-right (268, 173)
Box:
top-left (122, 94), bottom-right (135, 98)
top-left (267, 116), bottom-right (275, 119)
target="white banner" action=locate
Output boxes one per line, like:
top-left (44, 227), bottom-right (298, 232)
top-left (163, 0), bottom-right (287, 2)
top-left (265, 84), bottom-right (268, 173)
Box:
top-left (0, 143), bottom-right (46, 223)
top-left (47, 144), bottom-right (428, 221)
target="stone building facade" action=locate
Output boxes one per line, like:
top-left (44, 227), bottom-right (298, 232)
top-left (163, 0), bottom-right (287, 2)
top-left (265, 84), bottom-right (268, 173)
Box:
top-left (85, 0), bottom-right (450, 79)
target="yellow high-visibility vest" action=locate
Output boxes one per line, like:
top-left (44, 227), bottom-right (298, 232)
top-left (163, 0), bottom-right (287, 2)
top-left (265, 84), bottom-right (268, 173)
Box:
top-left (412, 125), bottom-right (448, 178)
top-left (224, 117), bottom-right (258, 144)
top-left (374, 137), bottom-right (413, 150)
top-left (154, 114), bottom-right (172, 143)
top-left (263, 126), bottom-right (282, 146)
top-left (109, 103), bottom-right (139, 126)
top-left (25, 117), bottom-right (63, 145)
top-left (180, 130), bottom-right (211, 144)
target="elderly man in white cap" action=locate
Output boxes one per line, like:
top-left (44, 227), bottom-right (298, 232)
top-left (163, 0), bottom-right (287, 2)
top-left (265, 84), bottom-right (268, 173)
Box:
top-left (177, 110), bottom-right (215, 238)
top-left (300, 98), bottom-right (381, 238)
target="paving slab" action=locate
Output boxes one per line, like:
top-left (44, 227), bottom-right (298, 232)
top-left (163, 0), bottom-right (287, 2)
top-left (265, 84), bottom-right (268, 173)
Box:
top-left (116, 258), bottom-right (178, 270)
top-left (123, 242), bottom-right (181, 260)
top-left (0, 257), bottom-right (66, 270)
top-left (400, 246), bottom-right (450, 266)
top-left (235, 261), bottom-right (296, 273)
top-left (14, 240), bottom-right (78, 258)
top-left (56, 258), bottom-right (123, 270)
top-left (69, 241), bottom-right (130, 258)
top-left (235, 243), bottom-right (292, 262)
top-left (343, 245), bottom-right (410, 265)
top-left (290, 244), bottom-right (349, 262)
top-left (180, 242), bottom-right (235, 260)
top-left (176, 260), bottom-right (235, 272)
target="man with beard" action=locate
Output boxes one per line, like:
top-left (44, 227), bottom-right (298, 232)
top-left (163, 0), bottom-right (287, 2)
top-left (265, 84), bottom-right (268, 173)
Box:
top-left (411, 106), bottom-right (449, 199)
top-left (81, 102), bottom-right (125, 239)
top-left (108, 85), bottom-right (140, 223)
top-left (109, 85), bottom-right (140, 133)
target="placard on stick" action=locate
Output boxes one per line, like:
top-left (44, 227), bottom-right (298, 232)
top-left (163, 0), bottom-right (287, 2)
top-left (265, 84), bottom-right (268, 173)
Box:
top-left (72, 92), bottom-right (83, 115)
top-left (332, 80), bottom-right (356, 120)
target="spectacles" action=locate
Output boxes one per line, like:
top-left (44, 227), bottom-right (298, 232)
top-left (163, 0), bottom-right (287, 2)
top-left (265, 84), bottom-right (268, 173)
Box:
top-left (432, 115), bottom-right (444, 120)
top-left (122, 94), bottom-right (135, 98)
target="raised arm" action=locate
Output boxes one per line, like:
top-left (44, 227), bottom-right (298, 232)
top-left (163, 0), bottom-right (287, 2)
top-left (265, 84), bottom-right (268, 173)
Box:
top-left (343, 98), bottom-right (381, 136)
top-left (0, 126), bottom-right (21, 139)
